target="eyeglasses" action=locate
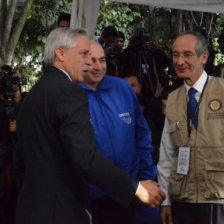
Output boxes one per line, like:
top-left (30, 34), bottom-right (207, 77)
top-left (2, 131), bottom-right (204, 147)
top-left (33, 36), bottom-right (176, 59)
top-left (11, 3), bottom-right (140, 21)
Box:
top-left (172, 52), bottom-right (194, 59)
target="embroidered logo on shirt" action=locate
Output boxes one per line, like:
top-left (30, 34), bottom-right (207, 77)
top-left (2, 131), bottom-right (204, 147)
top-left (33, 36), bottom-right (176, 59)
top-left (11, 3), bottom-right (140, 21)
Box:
top-left (208, 99), bottom-right (222, 112)
top-left (207, 99), bottom-right (224, 120)
top-left (118, 112), bottom-right (132, 124)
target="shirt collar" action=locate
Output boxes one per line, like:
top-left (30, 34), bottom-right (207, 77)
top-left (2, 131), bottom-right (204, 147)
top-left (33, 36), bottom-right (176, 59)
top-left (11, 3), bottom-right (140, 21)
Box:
top-left (184, 70), bottom-right (208, 95)
top-left (79, 75), bottom-right (110, 91)
top-left (56, 67), bottom-right (72, 82)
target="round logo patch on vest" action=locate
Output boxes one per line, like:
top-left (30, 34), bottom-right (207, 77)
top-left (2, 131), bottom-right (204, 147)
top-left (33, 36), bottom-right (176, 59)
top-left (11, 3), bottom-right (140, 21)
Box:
top-left (208, 99), bottom-right (222, 112)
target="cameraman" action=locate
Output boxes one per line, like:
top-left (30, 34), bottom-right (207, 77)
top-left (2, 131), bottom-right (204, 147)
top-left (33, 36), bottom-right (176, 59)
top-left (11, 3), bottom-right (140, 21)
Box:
top-left (0, 92), bottom-right (12, 213)
top-left (0, 66), bottom-right (23, 224)
top-left (97, 26), bottom-right (124, 76)
top-left (120, 28), bottom-right (171, 99)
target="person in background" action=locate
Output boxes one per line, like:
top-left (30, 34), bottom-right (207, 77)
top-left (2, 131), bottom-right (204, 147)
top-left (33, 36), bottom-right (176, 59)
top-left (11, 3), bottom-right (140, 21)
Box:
top-left (0, 65), bottom-right (23, 224)
top-left (158, 31), bottom-right (224, 224)
top-left (79, 40), bottom-right (158, 224)
top-left (15, 27), bottom-right (165, 224)
top-left (124, 75), bottom-right (163, 164)
top-left (98, 26), bottom-right (123, 76)
top-left (124, 75), bottom-right (142, 95)
top-left (119, 29), bottom-right (170, 154)
top-left (57, 13), bottom-right (71, 27)
top-left (124, 74), bottom-right (161, 224)
top-left (98, 25), bottom-right (118, 49)
top-left (115, 31), bottom-right (125, 52)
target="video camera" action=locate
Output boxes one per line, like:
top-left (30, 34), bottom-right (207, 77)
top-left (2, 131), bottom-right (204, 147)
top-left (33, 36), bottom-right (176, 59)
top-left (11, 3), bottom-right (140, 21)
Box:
top-left (196, 26), bottom-right (210, 42)
top-left (134, 27), bottom-right (156, 52)
top-left (103, 42), bottom-right (122, 76)
top-left (0, 65), bottom-right (26, 117)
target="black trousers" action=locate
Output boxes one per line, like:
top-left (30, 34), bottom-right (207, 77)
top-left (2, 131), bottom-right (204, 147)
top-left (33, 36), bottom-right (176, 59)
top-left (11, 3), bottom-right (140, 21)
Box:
top-left (91, 197), bottom-right (137, 224)
top-left (172, 201), bottom-right (224, 224)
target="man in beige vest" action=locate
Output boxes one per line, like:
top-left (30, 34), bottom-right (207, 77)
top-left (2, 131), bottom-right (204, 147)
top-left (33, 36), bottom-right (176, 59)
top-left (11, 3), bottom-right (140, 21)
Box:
top-left (158, 31), bottom-right (224, 224)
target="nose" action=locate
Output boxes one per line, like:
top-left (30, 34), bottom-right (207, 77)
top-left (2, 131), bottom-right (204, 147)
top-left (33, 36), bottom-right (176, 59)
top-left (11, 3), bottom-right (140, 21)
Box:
top-left (85, 54), bottom-right (92, 66)
top-left (175, 55), bottom-right (185, 66)
top-left (93, 61), bottom-right (101, 70)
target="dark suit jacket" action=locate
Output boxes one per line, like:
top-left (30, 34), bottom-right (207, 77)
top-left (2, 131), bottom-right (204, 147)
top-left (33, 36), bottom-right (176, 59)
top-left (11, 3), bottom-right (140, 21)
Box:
top-left (15, 66), bottom-right (138, 224)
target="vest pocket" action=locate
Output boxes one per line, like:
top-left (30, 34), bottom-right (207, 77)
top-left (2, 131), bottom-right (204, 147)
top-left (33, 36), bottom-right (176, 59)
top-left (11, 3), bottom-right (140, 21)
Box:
top-left (169, 172), bottom-right (184, 197)
top-left (167, 121), bottom-right (187, 146)
top-left (205, 159), bottom-right (224, 199)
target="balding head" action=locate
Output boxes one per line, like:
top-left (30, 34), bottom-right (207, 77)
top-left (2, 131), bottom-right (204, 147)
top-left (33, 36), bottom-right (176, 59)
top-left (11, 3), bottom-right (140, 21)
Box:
top-left (90, 40), bottom-right (104, 53)
top-left (172, 32), bottom-right (209, 86)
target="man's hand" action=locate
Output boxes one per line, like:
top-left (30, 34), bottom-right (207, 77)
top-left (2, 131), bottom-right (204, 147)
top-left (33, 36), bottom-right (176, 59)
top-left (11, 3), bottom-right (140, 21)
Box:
top-left (160, 205), bottom-right (173, 224)
top-left (135, 180), bottom-right (165, 209)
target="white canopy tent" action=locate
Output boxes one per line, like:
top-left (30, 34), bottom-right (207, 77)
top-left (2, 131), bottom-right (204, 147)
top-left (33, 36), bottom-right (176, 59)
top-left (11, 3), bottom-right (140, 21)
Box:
top-left (70, 0), bottom-right (101, 38)
top-left (70, 0), bottom-right (224, 37)
top-left (110, 0), bottom-right (224, 14)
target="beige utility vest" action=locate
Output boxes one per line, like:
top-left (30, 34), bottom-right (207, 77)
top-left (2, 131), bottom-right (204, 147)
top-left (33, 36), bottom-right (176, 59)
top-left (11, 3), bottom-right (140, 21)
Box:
top-left (166, 77), bottom-right (224, 203)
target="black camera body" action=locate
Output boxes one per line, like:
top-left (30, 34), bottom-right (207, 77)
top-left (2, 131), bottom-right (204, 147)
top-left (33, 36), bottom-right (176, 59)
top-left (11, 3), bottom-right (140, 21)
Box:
top-left (103, 42), bottom-right (122, 76)
top-left (0, 65), bottom-right (26, 117)
top-left (136, 27), bottom-right (146, 38)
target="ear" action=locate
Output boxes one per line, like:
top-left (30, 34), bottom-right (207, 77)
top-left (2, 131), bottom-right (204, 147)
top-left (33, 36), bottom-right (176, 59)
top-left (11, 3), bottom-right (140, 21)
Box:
top-left (201, 51), bottom-right (209, 65)
top-left (54, 48), bottom-right (65, 62)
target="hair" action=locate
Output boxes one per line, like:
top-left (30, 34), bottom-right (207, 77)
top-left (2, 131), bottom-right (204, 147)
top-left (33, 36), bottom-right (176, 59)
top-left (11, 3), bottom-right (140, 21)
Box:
top-left (117, 31), bottom-right (125, 41)
top-left (123, 74), bottom-right (141, 84)
top-left (175, 31), bottom-right (209, 56)
top-left (44, 27), bottom-right (87, 66)
top-left (101, 26), bottom-right (118, 38)
top-left (57, 13), bottom-right (71, 26)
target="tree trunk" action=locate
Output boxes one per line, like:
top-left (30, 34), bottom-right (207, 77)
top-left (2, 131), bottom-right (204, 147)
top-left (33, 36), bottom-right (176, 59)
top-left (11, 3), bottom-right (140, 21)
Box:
top-left (1, 0), bottom-right (17, 64)
top-left (4, 0), bottom-right (34, 65)
top-left (0, 0), bottom-right (8, 65)
top-left (174, 10), bottom-right (183, 36)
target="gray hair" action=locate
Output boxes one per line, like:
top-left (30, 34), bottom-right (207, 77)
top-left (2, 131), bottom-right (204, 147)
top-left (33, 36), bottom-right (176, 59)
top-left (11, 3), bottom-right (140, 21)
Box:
top-left (175, 31), bottom-right (209, 57)
top-left (44, 27), bottom-right (88, 66)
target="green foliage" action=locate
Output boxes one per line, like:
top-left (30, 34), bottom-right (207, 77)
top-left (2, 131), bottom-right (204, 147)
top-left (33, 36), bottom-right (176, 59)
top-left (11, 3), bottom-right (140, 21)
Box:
top-left (135, 6), bottom-right (176, 54)
top-left (96, 3), bottom-right (176, 54)
top-left (96, 2), bottom-right (141, 47)
top-left (13, 0), bottom-right (72, 91)
top-left (211, 15), bottom-right (224, 75)
top-left (212, 39), bottom-right (224, 77)
top-left (97, 2), bottom-right (224, 76)
top-left (11, 1), bottom-right (224, 91)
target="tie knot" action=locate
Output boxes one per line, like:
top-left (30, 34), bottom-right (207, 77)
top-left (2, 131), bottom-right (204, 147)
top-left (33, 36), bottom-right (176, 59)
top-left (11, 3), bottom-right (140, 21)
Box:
top-left (188, 88), bottom-right (197, 98)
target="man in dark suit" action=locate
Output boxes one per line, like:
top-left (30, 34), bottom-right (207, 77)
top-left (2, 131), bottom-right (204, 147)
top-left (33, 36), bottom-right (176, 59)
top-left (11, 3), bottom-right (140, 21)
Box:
top-left (15, 27), bottom-right (165, 224)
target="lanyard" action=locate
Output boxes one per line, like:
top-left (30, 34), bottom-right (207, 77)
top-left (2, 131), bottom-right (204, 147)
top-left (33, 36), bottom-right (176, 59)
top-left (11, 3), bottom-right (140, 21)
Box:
top-left (187, 76), bottom-right (209, 137)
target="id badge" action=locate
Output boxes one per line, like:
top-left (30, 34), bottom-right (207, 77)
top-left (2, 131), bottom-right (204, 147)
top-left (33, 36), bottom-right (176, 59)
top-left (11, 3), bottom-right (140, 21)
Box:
top-left (177, 146), bottom-right (190, 175)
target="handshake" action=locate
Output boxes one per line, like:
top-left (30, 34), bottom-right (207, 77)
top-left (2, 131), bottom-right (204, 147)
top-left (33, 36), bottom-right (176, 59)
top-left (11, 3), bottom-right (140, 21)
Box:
top-left (136, 180), bottom-right (166, 208)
